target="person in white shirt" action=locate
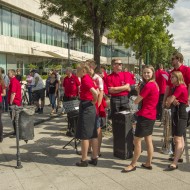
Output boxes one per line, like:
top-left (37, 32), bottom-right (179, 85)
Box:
top-left (31, 70), bottom-right (45, 114)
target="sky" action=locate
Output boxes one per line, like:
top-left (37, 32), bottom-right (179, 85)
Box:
top-left (168, 0), bottom-right (190, 65)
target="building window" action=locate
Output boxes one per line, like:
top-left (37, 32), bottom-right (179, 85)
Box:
top-left (35, 20), bottom-right (41, 43)
top-left (57, 29), bottom-right (62, 47)
top-left (52, 28), bottom-right (57, 46)
top-left (47, 25), bottom-right (52, 45)
top-left (41, 23), bottom-right (47, 44)
top-left (12, 12), bottom-right (20, 38)
top-left (62, 31), bottom-right (68, 48)
top-left (2, 9), bottom-right (11, 36)
top-left (20, 15), bottom-right (28, 40)
top-left (28, 18), bottom-right (35, 41)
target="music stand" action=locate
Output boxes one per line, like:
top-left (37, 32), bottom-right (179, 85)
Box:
top-left (62, 100), bottom-right (80, 153)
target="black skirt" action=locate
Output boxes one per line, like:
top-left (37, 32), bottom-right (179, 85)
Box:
top-left (135, 116), bottom-right (155, 137)
top-left (75, 100), bottom-right (97, 140)
top-left (171, 103), bottom-right (188, 137)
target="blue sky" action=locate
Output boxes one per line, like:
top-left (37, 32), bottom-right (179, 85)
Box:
top-left (168, 0), bottom-right (190, 64)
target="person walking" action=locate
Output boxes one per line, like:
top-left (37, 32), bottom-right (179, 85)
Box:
top-left (122, 65), bottom-right (159, 172)
top-left (48, 72), bottom-right (59, 115)
top-left (0, 73), bottom-right (6, 142)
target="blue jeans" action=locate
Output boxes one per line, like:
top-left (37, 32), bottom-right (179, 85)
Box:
top-left (28, 86), bottom-right (32, 104)
top-left (49, 93), bottom-right (56, 109)
top-left (2, 89), bottom-right (8, 112)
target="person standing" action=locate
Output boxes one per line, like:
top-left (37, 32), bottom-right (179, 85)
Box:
top-left (75, 63), bottom-right (98, 167)
top-left (62, 67), bottom-right (80, 102)
top-left (163, 52), bottom-right (190, 160)
top-left (31, 69), bottom-right (45, 114)
top-left (0, 73), bottom-right (6, 142)
top-left (165, 71), bottom-right (188, 170)
top-left (122, 65), bottom-right (159, 172)
top-left (0, 67), bottom-right (10, 112)
top-left (106, 59), bottom-right (131, 118)
top-left (155, 64), bottom-right (169, 120)
top-left (15, 69), bottom-right (22, 83)
top-left (48, 72), bottom-right (59, 115)
top-left (8, 69), bottom-right (22, 136)
top-left (26, 71), bottom-right (33, 105)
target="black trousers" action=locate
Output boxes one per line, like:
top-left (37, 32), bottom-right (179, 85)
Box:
top-left (156, 94), bottom-right (164, 120)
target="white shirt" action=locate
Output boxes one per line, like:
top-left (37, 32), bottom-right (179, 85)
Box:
top-left (92, 74), bottom-right (104, 91)
top-left (31, 73), bottom-right (44, 91)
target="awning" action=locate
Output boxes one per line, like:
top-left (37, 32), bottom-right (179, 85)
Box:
top-left (42, 51), bottom-right (68, 59)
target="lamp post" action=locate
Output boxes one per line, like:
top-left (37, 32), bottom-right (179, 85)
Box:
top-left (145, 50), bottom-right (150, 65)
top-left (67, 22), bottom-right (71, 65)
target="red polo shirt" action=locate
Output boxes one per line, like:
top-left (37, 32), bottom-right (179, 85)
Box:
top-left (8, 77), bottom-right (22, 106)
top-left (80, 74), bottom-right (95, 101)
top-left (155, 69), bottom-right (169, 94)
top-left (137, 81), bottom-right (159, 120)
top-left (0, 84), bottom-right (6, 103)
top-left (63, 74), bottom-right (80, 97)
top-left (106, 71), bottom-right (132, 97)
top-left (167, 65), bottom-right (190, 88)
top-left (173, 84), bottom-right (188, 104)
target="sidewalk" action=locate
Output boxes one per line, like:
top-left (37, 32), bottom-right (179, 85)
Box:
top-left (0, 107), bottom-right (190, 190)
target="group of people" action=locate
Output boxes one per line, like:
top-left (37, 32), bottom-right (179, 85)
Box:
top-left (0, 51), bottom-right (189, 172)
top-left (73, 52), bottom-right (190, 173)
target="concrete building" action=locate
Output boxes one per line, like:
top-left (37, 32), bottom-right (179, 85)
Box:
top-left (0, 0), bottom-right (137, 75)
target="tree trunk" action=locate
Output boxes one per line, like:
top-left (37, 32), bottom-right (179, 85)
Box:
top-left (93, 26), bottom-right (101, 68)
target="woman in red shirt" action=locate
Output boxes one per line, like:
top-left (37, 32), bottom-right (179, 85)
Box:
top-left (165, 71), bottom-right (188, 170)
top-left (0, 74), bottom-right (6, 142)
top-left (122, 65), bottom-right (159, 172)
top-left (75, 63), bottom-right (98, 167)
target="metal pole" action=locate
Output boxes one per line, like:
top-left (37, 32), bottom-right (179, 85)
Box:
top-left (128, 54), bottom-right (130, 71)
top-left (68, 22), bottom-right (70, 65)
top-left (15, 108), bottom-right (23, 169)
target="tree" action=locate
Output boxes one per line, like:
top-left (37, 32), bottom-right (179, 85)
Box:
top-left (40, 0), bottom-right (177, 67)
top-left (108, 12), bottom-right (176, 73)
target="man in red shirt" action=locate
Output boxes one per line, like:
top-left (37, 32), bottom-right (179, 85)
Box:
top-left (63, 67), bottom-right (80, 136)
top-left (8, 69), bottom-right (22, 136)
top-left (163, 52), bottom-right (190, 106)
top-left (63, 67), bottom-right (80, 102)
top-left (155, 64), bottom-right (169, 120)
top-left (163, 52), bottom-right (190, 161)
top-left (106, 59), bottom-right (131, 117)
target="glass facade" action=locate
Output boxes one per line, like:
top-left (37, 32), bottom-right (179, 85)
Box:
top-left (0, 6), bottom-right (127, 57)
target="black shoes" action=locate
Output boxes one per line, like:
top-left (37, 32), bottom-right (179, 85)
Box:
top-left (168, 157), bottom-right (183, 163)
top-left (35, 108), bottom-right (43, 114)
top-left (76, 160), bottom-right (88, 167)
top-left (88, 158), bottom-right (98, 166)
top-left (121, 165), bottom-right (136, 173)
top-left (141, 163), bottom-right (153, 170)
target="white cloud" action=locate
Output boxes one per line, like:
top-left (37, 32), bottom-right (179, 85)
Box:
top-left (168, 0), bottom-right (190, 65)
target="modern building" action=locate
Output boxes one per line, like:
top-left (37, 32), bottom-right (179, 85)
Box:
top-left (0, 0), bottom-right (138, 75)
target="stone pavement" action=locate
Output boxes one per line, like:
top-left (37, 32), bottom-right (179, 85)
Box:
top-left (0, 106), bottom-right (190, 190)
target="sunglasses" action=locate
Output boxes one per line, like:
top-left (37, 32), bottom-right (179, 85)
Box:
top-left (114, 63), bottom-right (123, 66)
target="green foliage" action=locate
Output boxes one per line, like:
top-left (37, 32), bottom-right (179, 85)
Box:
top-left (108, 11), bottom-right (176, 67)
top-left (40, 0), bottom-right (177, 67)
